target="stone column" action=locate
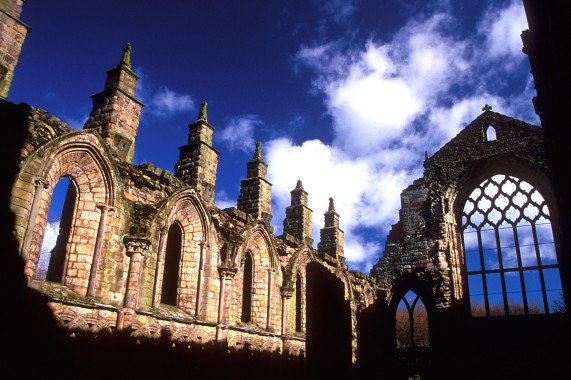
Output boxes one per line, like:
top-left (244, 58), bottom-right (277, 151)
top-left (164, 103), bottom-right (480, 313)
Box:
top-left (122, 236), bottom-right (151, 309)
top-left (20, 177), bottom-right (48, 261)
top-left (87, 204), bottom-right (114, 297)
top-left (152, 227), bottom-right (168, 308)
top-left (117, 236), bottom-right (150, 330)
top-left (266, 267), bottom-right (274, 330)
top-left (216, 267), bottom-right (237, 341)
top-left (280, 286), bottom-right (294, 336)
top-left (195, 241), bottom-right (208, 317)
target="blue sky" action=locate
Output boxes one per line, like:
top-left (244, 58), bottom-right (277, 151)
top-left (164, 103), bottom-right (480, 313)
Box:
top-left (10, 0), bottom-right (539, 274)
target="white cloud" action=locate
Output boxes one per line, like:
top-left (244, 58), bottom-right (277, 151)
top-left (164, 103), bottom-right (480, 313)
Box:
top-left (217, 115), bottom-right (261, 153)
top-left (266, 138), bottom-right (411, 269)
top-left (215, 189), bottom-right (237, 210)
top-left (478, 0), bottom-right (528, 63)
top-left (268, 1), bottom-right (537, 273)
top-left (150, 87), bottom-right (195, 118)
top-left (38, 221), bottom-right (59, 276)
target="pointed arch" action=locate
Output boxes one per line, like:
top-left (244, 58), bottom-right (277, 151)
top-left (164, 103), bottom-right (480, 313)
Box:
top-left (148, 188), bottom-right (212, 316)
top-left (395, 290), bottom-right (430, 348)
top-left (233, 223), bottom-right (279, 329)
top-left (450, 156), bottom-right (564, 316)
top-left (161, 221), bottom-right (184, 306)
top-left (13, 131), bottom-right (117, 296)
top-left (241, 250), bottom-right (254, 323)
top-left (284, 247), bottom-right (314, 335)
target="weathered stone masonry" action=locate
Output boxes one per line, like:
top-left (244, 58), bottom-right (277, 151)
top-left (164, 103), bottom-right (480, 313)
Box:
top-left (4, 1), bottom-right (568, 377)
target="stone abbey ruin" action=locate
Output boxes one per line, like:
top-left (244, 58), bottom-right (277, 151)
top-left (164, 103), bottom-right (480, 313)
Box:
top-left (2, 1), bottom-right (569, 378)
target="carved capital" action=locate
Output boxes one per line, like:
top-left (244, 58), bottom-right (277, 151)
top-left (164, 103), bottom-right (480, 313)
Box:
top-left (280, 286), bottom-right (295, 298)
top-left (96, 203), bottom-right (115, 214)
top-left (34, 177), bottom-right (48, 189)
top-left (122, 236), bottom-right (151, 257)
top-left (218, 267), bottom-right (238, 279)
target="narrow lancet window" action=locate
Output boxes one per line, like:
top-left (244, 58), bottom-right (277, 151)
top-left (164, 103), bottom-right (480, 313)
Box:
top-left (241, 252), bottom-right (253, 322)
top-left (38, 177), bottom-right (76, 283)
top-left (161, 222), bottom-right (183, 306)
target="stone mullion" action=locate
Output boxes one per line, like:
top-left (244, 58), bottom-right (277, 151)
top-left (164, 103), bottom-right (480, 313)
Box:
top-left (531, 222), bottom-right (549, 313)
top-left (152, 227), bottom-right (168, 308)
top-left (20, 177), bottom-right (48, 262)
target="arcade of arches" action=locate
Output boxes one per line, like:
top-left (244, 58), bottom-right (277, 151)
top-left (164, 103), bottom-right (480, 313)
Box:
top-left (3, 1), bottom-right (569, 377)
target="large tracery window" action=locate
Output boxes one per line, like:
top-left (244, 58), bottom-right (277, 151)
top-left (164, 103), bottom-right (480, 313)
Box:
top-left (461, 174), bottom-right (564, 316)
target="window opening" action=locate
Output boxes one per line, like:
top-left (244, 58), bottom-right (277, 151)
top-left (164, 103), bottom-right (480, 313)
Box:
top-left (396, 291), bottom-right (429, 348)
top-left (161, 223), bottom-right (182, 306)
top-left (295, 272), bottom-right (303, 332)
top-left (241, 252), bottom-right (253, 322)
top-left (462, 174), bottom-right (564, 316)
top-left (37, 177), bottom-right (76, 282)
top-left (486, 126), bottom-right (497, 141)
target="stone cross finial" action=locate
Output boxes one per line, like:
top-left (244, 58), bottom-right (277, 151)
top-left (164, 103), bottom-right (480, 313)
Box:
top-left (253, 141), bottom-right (262, 160)
top-left (482, 104), bottom-right (492, 112)
top-left (328, 197), bottom-right (335, 212)
top-left (198, 101), bottom-right (208, 121)
top-left (118, 43), bottom-right (132, 68)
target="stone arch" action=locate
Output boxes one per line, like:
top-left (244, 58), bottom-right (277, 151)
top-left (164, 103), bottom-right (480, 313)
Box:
top-left (16, 132), bottom-right (116, 296)
top-left (148, 189), bottom-right (212, 317)
top-left (388, 274), bottom-right (434, 347)
top-left (233, 224), bottom-right (279, 330)
top-left (448, 156), bottom-right (561, 313)
top-left (284, 247), bottom-right (314, 334)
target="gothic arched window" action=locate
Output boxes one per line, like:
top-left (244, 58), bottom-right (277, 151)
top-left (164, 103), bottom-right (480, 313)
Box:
top-left (38, 177), bottom-right (77, 283)
top-left (395, 291), bottom-right (429, 348)
top-left (461, 174), bottom-right (564, 316)
top-left (161, 222), bottom-right (183, 306)
top-left (241, 251), bottom-right (254, 323)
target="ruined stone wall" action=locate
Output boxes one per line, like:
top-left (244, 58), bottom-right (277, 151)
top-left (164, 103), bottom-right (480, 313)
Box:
top-left (371, 110), bottom-right (553, 309)
top-left (0, 0), bottom-right (28, 99)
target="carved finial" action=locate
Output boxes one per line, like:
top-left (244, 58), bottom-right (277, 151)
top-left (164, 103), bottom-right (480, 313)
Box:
top-left (425, 150), bottom-right (429, 161)
top-left (328, 197), bottom-right (335, 212)
top-left (198, 101), bottom-right (208, 121)
top-left (253, 141), bottom-right (262, 160)
top-left (295, 180), bottom-right (304, 190)
top-left (118, 43), bottom-right (132, 68)
top-left (482, 104), bottom-right (492, 112)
